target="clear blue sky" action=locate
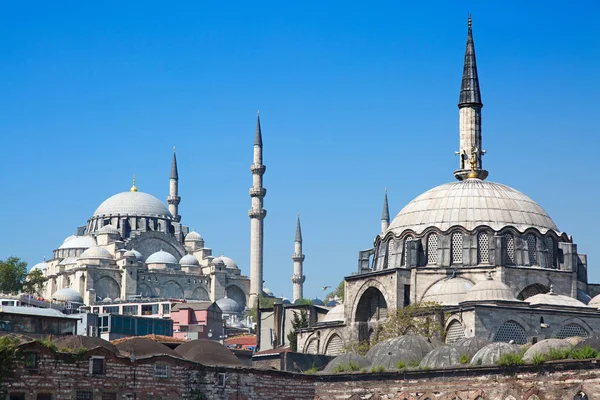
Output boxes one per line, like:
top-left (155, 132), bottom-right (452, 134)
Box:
top-left (1, 1), bottom-right (599, 300)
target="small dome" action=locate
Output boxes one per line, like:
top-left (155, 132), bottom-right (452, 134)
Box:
top-left (523, 338), bottom-right (573, 362)
top-left (216, 297), bottom-right (243, 314)
top-left (281, 298), bottom-right (291, 305)
top-left (419, 346), bottom-right (462, 369)
top-left (313, 298), bottom-right (325, 306)
top-left (371, 348), bottom-right (420, 370)
top-left (323, 304), bottom-right (345, 322)
top-left (62, 235), bottom-right (76, 244)
top-left (58, 236), bottom-right (97, 250)
top-left (31, 261), bottom-right (47, 271)
top-left (102, 297), bottom-right (112, 303)
top-left (53, 335), bottom-right (118, 354)
top-left (263, 287), bottom-right (274, 297)
top-left (59, 257), bottom-right (78, 266)
top-left (463, 277), bottom-right (518, 302)
top-left (126, 249), bottom-right (143, 261)
top-left (323, 353), bottom-right (371, 373)
top-left (146, 250), bottom-right (178, 265)
top-left (211, 258), bottom-right (225, 267)
top-left (115, 337), bottom-right (182, 358)
top-left (365, 334), bottom-right (442, 362)
top-left (180, 254), bottom-right (200, 267)
top-left (185, 231), bottom-right (203, 242)
top-left (422, 277), bottom-right (473, 306)
top-left (527, 291), bottom-right (588, 308)
top-left (326, 300), bottom-right (339, 307)
top-left (470, 342), bottom-right (521, 366)
top-left (80, 246), bottom-right (113, 260)
top-left (93, 191), bottom-right (172, 219)
top-left (52, 288), bottom-right (84, 303)
top-left (98, 225), bottom-right (120, 235)
top-left (174, 339), bottom-right (243, 367)
top-left (452, 337), bottom-right (491, 358)
top-left (219, 256), bottom-right (238, 269)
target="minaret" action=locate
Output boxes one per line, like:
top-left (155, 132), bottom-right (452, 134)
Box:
top-left (249, 111), bottom-right (267, 309)
top-left (454, 15), bottom-right (488, 181)
top-left (167, 148), bottom-right (181, 221)
top-left (381, 188), bottom-right (390, 233)
top-left (291, 215), bottom-right (306, 302)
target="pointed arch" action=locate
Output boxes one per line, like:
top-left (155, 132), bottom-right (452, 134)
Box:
top-left (324, 334), bottom-right (343, 356)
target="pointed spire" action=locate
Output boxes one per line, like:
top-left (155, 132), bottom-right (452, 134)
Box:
top-left (130, 175), bottom-right (138, 192)
top-left (254, 110), bottom-right (263, 147)
top-left (295, 214), bottom-right (302, 242)
top-left (170, 147), bottom-right (179, 180)
top-left (381, 188), bottom-right (390, 221)
top-left (458, 14), bottom-right (482, 107)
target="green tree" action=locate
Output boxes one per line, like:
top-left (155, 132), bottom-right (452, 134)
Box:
top-left (0, 257), bottom-right (27, 294)
top-left (246, 295), bottom-right (278, 322)
top-left (324, 280), bottom-right (344, 303)
top-left (23, 268), bottom-right (46, 296)
top-left (375, 301), bottom-right (446, 342)
top-left (286, 309), bottom-right (308, 352)
top-left (0, 336), bottom-right (20, 386)
top-left (293, 298), bottom-right (314, 306)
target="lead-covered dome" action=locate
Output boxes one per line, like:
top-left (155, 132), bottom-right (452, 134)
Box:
top-left (180, 254), bottom-right (200, 267)
top-left (463, 277), bottom-right (519, 303)
top-left (58, 236), bottom-right (97, 250)
top-left (422, 277), bottom-right (473, 305)
top-left (93, 191), bottom-right (172, 219)
top-left (52, 288), bottom-right (84, 303)
top-left (146, 250), bottom-right (178, 265)
top-left (388, 179), bottom-right (559, 235)
top-left (80, 246), bottom-right (113, 260)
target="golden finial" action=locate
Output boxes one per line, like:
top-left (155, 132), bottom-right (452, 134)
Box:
top-left (130, 175), bottom-right (138, 192)
top-left (467, 147), bottom-right (480, 179)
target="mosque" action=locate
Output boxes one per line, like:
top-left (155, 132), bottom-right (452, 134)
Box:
top-left (297, 17), bottom-right (600, 356)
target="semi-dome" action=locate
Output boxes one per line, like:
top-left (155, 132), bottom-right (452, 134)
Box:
top-left (185, 231), bottom-right (203, 242)
top-left (52, 288), bottom-right (84, 303)
top-left (58, 236), bottom-right (97, 250)
top-left (588, 293), bottom-right (600, 308)
top-left (422, 277), bottom-right (473, 305)
top-left (387, 179), bottom-right (559, 235)
top-left (31, 261), bottom-right (47, 271)
top-left (98, 224), bottom-right (120, 235)
top-left (216, 297), bottom-right (243, 314)
top-left (146, 250), bottom-right (178, 265)
top-left (93, 191), bottom-right (172, 219)
top-left (323, 304), bottom-right (345, 322)
top-left (58, 257), bottom-right (78, 265)
top-left (527, 291), bottom-right (588, 308)
top-left (180, 254), bottom-right (200, 267)
top-left (463, 277), bottom-right (518, 302)
top-left (79, 246), bottom-right (113, 260)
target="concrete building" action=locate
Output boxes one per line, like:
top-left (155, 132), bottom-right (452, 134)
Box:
top-left (170, 301), bottom-right (223, 341)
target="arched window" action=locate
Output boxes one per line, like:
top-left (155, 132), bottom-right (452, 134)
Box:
top-left (545, 236), bottom-right (556, 268)
top-left (517, 283), bottom-right (549, 301)
top-left (356, 287), bottom-right (388, 322)
top-left (555, 323), bottom-right (589, 339)
top-left (427, 233), bottom-right (438, 265)
top-left (324, 334), bottom-right (343, 356)
top-left (526, 234), bottom-right (537, 265)
top-left (477, 231), bottom-right (490, 264)
top-left (445, 320), bottom-right (466, 344)
top-left (403, 236), bottom-right (413, 266)
top-left (305, 339), bottom-right (318, 354)
top-left (451, 232), bottom-right (463, 264)
top-left (502, 233), bottom-right (515, 265)
top-left (493, 320), bottom-right (527, 344)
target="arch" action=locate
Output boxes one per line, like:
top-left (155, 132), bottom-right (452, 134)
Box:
top-left (138, 282), bottom-right (156, 297)
top-left (526, 234), bottom-right (537, 265)
top-left (355, 287), bottom-right (388, 323)
top-left (305, 338), bottom-right (318, 354)
top-left (555, 323), bottom-right (589, 339)
top-left (403, 236), bottom-right (414, 266)
top-left (190, 287), bottom-right (210, 301)
top-left (226, 285), bottom-right (247, 308)
top-left (517, 283), bottom-right (549, 300)
top-left (477, 231), bottom-right (490, 264)
top-left (161, 280), bottom-right (184, 299)
top-left (445, 320), bottom-right (466, 344)
top-left (574, 391), bottom-right (589, 400)
top-left (95, 276), bottom-right (120, 299)
top-left (324, 334), bottom-right (343, 356)
top-left (502, 233), bottom-right (515, 265)
top-left (545, 236), bottom-right (556, 268)
top-left (451, 232), bottom-right (463, 264)
top-left (494, 320), bottom-right (527, 344)
top-left (427, 233), bottom-right (438, 265)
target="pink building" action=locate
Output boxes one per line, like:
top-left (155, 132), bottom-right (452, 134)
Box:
top-left (171, 301), bottom-right (223, 341)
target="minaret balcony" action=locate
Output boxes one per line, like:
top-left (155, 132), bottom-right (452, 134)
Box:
top-left (249, 188), bottom-right (267, 198)
top-left (250, 164), bottom-right (266, 175)
top-left (248, 209), bottom-right (267, 219)
top-left (292, 253), bottom-right (305, 262)
top-left (291, 274), bottom-right (306, 284)
top-left (167, 195), bottom-right (181, 204)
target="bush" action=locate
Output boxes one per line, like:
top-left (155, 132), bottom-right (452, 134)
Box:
top-left (37, 338), bottom-right (57, 352)
top-left (496, 353), bottom-right (524, 367)
top-left (333, 364), bottom-right (346, 373)
top-left (545, 348), bottom-right (570, 361)
top-left (531, 354), bottom-right (546, 365)
top-left (408, 360), bottom-right (420, 368)
top-left (570, 346), bottom-right (598, 360)
top-left (395, 361), bottom-right (406, 370)
top-left (333, 361), bottom-right (360, 373)
top-left (459, 353), bottom-right (470, 364)
top-left (371, 365), bottom-right (385, 373)
top-left (304, 363), bottom-right (318, 374)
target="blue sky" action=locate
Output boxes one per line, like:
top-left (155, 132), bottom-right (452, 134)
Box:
top-left (1, 1), bottom-right (599, 300)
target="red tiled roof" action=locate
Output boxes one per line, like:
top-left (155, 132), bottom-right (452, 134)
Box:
top-left (225, 335), bottom-right (256, 346)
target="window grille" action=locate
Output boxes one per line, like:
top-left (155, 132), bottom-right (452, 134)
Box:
top-left (325, 335), bottom-right (344, 356)
top-left (545, 237), bottom-right (555, 267)
top-left (517, 284), bottom-right (549, 300)
top-left (386, 240), bottom-right (393, 269)
top-left (477, 232), bottom-right (490, 264)
top-left (403, 236), bottom-right (413, 265)
top-left (493, 320), bottom-right (527, 344)
top-left (526, 234), bottom-right (537, 265)
top-left (101, 394), bottom-right (117, 400)
top-left (154, 364), bottom-right (170, 378)
top-left (76, 391), bottom-right (92, 400)
top-left (445, 321), bottom-right (466, 344)
top-left (555, 323), bottom-right (589, 339)
top-left (90, 358), bottom-right (104, 375)
top-left (427, 234), bottom-right (438, 265)
top-left (502, 234), bottom-right (515, 265)
top-left (451, 232), bottom-right (463, 263)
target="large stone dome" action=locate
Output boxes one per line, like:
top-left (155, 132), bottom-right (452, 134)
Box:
top-left (93, 191), bottom-right (172, 219)
top-left (387, 179), bottom-right (559, 235)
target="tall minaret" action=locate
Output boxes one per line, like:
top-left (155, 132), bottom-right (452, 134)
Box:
top-left (381, 188), bottom-right (390, 233)
top-left (167, 148), bottom-right (181, 221)
top-left (454, 15), bottom-right (488, 181)
top-left (291, 215), bottom-right (306, 302)
top-left (249, 111), bottom-right (267, 309)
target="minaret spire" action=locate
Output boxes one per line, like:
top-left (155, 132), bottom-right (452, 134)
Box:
top-left (381, 188), bottom-right (390, 233)
top-left (167, 147), bottom-right (181, 222)
top-left (249, 111), bottom-right (267, 309)
top-left (454, 14), bottom-right (488, 181)
top-left (292, 214), bottom-right (306, 302)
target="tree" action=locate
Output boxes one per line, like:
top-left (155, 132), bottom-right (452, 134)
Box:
top-left (23, 268), bottom-right (46, 296)
top-left (246, 295), bottom-right (278, 322)
top-left (0, 336), bottom-right (20, 386)
top-left (324, 279), bottom-right (344, 303)
top-left (0, 257), bottom-right (27, 294)
top-left (293, 298), bottom-right (314, 306)
top-left (375, 301), bottom-right (446, 342)
top-left (287, 309), bottom-right (308, 352)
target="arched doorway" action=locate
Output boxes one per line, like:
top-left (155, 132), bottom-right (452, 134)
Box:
top-left (355, 287), bottom-right (388, 343)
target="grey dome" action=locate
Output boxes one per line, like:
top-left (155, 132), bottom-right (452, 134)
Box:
top-left (31, 261), bottom-right (47, 271)
top-left (463, 278), bottom-right (518, 302)
top-left (175, 339), bottom-right (242, 367)
top-left (323, 353), bottom-right (371, 373)
top-left (62, 235), bottom-right (76, 244)
top-left (419, 346), bottom-right (462, 369)
top-left (180, 254), bottom-right (200, 267)
top-left (452, 337), bottom-right (491, 358)
top-left (322, 304), bottom-right (345, 322)
top-left (98, 225), bottom-right (119, 235)
top-left (263, 287), bottom-right (274, 297)
top-left (371, 348), bottom-right (420, 370)
top-left (146, 250), bottom-right (177, 265)
top-left (115, 337), bottom-right (182, 358)
top-left (58, 236), bottom-right (96, 250)
top-left (388, 180), bottom-right (559, 235)
top-left (527, 292), bottom-right (588, 308)
top-left (470, 342), bottom-right (521, 366)
top-left (185, 231), bottom-right (203, 242)
top-left (422, 277), bottom-right (473, 305)
top-left (281, 298), bottom-right (291, 305)
top-left (52, 288), bottom-right (84, 303)
top-left (216, 297), bottom-right (243, 314)
top-left (80, 246), bottom-right (113, 260)
top-left (523, 339), bottom-right (572, 362)
top-left (93, 191), bottom-right (172, 219)
top-left (219, 256), bottom-right (238, 269)
top-left (366, 334), bottom-right (441, 362)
